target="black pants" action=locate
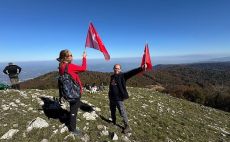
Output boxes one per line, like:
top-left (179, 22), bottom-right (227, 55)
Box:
top-left (69, 99), bottom-right (80, 132)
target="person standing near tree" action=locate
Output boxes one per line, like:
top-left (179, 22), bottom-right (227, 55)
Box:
top-left (3, 62), bottom-right (22, 90)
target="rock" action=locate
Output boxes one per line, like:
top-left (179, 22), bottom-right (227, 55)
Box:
top-left (100, 126), bottom-right (109, 136)
top-left (126, 133), bottom-right (132, 137)
top-left (97, 125), bottom-right (104, 130)
top-left (53, 129), bottom-right (58, 134)
top-left (83, 126), bottom-right (89, 131)
top-left (23, 132), bottom-right (26, 138)
top-left (0, 129), bottom-right (19, 140)
top-left (60, 126), bottom-right (69, 133)
top-left (9, 102), bottom-right (18, 107)
top-left (141, 104), bottom-right (149, 109)
top-left (15, 99), bottom-right (21, 103)
top-left (220, 128), bottom-right (230, 136)
top-left (27, 117), bottom-right (49, 132)
top-left (13, 124), bottom-right (18, 128)
top-left (121, 135), bottom-right (131, 142)
top-left (100, 130), bottom-right (109, 136)
top-left (83, 111), bottom-right (98, 120)
top-left (40, 139), bottom-right (49, 142)
top-left (81, 134), bottom-right (90, 142)
top-left (59, 124), bottom-right (66, 128)
top-left (93, 107), bottom-right (101, 112)
top-left (19, 91), bottom-right (27, 97)
top-left (38, 100), bottom-right (44, 106)
top-left (64, 134), bottom-right (75, 140)
top-left (2, 105), bottom-right (9, 111)
top-left (20, 103), bottom-right (26, 107)
top-left (111, 132), bottom-right (118, 141)
top-left (28, 107), bottom-right (33, 111)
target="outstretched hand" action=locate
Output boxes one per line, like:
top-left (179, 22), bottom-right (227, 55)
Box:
top-left (142, 64), bottom-right (147, 70)
top-left (59, 97), bottom-right (63, 104)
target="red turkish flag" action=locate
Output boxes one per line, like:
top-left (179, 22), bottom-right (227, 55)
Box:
top-left (141, 44), bottom-right (152, 70)
top-left (85, 22), bottom-right (110, 60)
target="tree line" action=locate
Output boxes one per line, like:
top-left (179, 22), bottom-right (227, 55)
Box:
top-left (20, 62), bottom-right (230, 112)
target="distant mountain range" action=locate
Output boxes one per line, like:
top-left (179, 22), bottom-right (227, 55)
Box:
top-left (1, 55), bottom-right (230, 84)
top-left (206, 56), bottom-right (230, 62)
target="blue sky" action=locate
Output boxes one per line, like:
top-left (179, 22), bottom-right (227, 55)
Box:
top-left (0, 0), bottom-right (230, 62)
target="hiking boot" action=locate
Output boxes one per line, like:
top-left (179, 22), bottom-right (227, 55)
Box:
top-left (71, 129), bottom-right (82, 136)
top-left (112, 121), bottom-right (116, 125)
top-left (109, 121), bottom-right (117, 128)
top-left (123, 125), bottom-right (131, 134)
top-left (109, 119), bottom-right (116, 125)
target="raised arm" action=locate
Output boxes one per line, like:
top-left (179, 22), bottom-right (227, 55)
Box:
top-left (123, 67), bottom-right (143, 80)
top-left (71, 56), bottom-right (87, 72)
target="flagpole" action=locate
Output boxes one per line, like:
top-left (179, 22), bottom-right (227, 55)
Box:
top-left (84, 21), bottom-right (91, 55)
top-left (84, 46), bottom-right (86, 53)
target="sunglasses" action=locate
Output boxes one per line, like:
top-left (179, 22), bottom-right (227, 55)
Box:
top-left (67, 54), bottom-right (72, 57)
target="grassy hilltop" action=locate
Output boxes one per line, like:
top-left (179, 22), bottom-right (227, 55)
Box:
top-left (0, 87), bottom-right (229, 142)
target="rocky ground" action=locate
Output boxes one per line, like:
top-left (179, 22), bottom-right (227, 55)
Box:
top-left (0, 88), bottom-right (230, 142)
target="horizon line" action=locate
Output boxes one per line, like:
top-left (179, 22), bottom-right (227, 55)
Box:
top-left (0, 53), bottom-right (230, 63)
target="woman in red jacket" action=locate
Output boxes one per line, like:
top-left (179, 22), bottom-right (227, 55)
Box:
top-left (57, 49), bottom-right (87, 136)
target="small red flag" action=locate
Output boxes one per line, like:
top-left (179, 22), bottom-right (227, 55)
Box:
top-left (141, 44), bottom-right (152, 70)
top-left (85, 22), bottom-right (110, 60)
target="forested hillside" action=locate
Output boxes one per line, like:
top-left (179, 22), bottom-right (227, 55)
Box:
top-left (152, 62), bottom-right (230, 112)
top-left (20, 62), bottom-right (230, 112)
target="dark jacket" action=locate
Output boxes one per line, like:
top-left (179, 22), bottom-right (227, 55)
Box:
top-left (3, 65), bottom-right (21, 78)
top-left (109, 67), bottom-right (143, 101)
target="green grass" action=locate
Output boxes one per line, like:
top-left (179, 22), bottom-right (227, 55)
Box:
top-left (0, 88), bottom-right (230, 142)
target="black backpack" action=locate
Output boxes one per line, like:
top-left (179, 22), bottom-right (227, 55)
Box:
top-left (58, 63), bottom-right (81, 102)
